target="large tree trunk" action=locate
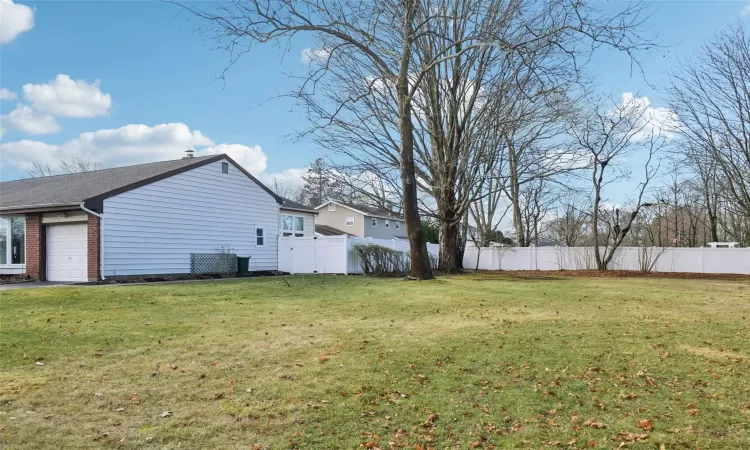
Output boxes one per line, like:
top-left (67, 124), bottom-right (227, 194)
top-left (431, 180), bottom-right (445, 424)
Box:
top-left (507, 139), bottom-right (526, 247)
top-left (456, 212), bottom-right (467, 270)
top-left (436, 185), bottom-right (461, 273)
top-left (397, 0), bottom-right (432, 280)
top-left (592, 167), bottom-right (605, 270)
top-left (438, 217), bottom-right (460, 273)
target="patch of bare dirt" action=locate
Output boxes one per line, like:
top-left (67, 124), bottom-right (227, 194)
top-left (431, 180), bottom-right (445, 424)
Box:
top-left (679, 345), bottom-right (745, 362)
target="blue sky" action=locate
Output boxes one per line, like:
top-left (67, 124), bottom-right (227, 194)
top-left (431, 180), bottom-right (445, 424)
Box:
top-left (1, 1), bottom-right (749, 192)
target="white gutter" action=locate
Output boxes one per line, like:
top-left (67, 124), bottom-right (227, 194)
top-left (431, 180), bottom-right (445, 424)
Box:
top-left (79, 203), bottom-right (105, 280)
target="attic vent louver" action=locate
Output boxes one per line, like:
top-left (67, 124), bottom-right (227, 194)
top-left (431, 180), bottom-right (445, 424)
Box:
top-left (221, 162), bottom-right (229, 174)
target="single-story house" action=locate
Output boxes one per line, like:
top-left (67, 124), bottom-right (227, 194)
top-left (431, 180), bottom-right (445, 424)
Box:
top-left (0, 154), bottom-right (317, 281)
top-left (314, 200), bottom-right (407, 240)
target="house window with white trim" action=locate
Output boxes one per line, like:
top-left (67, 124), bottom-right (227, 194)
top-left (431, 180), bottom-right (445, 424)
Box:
top-left (345, 216), bottom-right (355, 227)
top-left (255, 227), bottom-right (265, 246)
top-left (372, 218), bottom-right (377, 227)
top-left (395, 221), bottom-right (400, 229)
top-left (385, 220), bottom-right (390, 228)
top-left (0, 217), bottom-right (25, 265)
top-left (328, 203), bottom-right (336, 211)
top-left (282, 214), bottom-right (305, 237)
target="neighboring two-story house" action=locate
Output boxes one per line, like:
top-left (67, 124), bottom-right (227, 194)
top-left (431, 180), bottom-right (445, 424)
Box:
top-left (314, 200), bottom-right (407, 239)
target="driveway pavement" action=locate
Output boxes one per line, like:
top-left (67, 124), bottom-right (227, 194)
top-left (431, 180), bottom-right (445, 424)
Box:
top-left (0, 281), bottom-right (75, 290)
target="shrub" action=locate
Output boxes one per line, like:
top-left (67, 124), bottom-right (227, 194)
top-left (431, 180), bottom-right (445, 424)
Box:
top-left (352, 244), bottom-right (409, 275)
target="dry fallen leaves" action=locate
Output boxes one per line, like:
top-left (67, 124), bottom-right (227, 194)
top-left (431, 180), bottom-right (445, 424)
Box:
top-left (422, 413), bottom-right (439, 428)
top-left (637, 419), bottom-right (653, 431)
top-left (615, 430), bottom-right (648, 443)
top-left (582, 419), bottom-right (607, 429)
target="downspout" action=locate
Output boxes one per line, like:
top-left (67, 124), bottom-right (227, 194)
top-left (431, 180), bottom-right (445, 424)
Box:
top-left (80, 203), bottom-right (105, 280)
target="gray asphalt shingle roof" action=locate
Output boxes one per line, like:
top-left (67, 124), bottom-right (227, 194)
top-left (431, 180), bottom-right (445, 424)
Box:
top-left (280, 197), bottom-right (317, 213)
top-left (314, 224), bottom-right (354, 236)
top-left (0, 156), bottom-right (217, 210)
top-left (0, 155), bottom-right (282, 212)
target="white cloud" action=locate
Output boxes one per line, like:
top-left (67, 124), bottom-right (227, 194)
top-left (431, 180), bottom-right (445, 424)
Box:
top-left (742, 4), bottom-right (750, 15)
top-left (301, 47), bottom-right (331, 64)
top-left (0, 123), bottom-right (276, 179)
top-left (610, 92), bottom-right (679, 141)
top-left (22, 74), bottom-right (112, 118)
top-left (66, 123), bottom-right (214, 167)
top-left (198, 143), bottom-right (267, 175)
top-left (0, 140), bottom-right (60, 171)
top-left (0, 104), bottom-right (60, 135)
top-left (0, 0), bottom-right (34, 44)
top-left (0, 88), bottom-right (17, 100)
top-left (258, 167), bottom-right (307, 187)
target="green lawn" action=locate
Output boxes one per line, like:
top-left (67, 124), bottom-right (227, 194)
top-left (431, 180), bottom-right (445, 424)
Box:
top-left (1, 274), bottom-right (749, 449)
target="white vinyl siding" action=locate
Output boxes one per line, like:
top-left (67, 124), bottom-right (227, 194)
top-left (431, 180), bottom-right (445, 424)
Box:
top-left (101, 159), bottom-right (279, 276)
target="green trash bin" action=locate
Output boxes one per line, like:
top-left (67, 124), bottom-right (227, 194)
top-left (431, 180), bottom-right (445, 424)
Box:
top-left (237, 257), bottom-right (250, 276)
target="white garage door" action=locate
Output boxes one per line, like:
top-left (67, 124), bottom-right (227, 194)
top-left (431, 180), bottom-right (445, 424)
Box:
top-left (47, 224), bottom-right (88, 282)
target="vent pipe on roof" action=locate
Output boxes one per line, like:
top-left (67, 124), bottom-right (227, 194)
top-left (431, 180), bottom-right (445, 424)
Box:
top-left (183, 149), bottom-right (195, 159)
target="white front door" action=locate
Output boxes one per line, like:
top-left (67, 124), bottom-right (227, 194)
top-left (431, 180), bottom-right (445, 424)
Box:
top-left (47, 223), bottom-right (88, 282)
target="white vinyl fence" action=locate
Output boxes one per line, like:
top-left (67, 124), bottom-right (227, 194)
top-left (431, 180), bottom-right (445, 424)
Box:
top-left (463, 246), bottom-right (750, 275)
top-left (279, 236), bottom-right (440, 274)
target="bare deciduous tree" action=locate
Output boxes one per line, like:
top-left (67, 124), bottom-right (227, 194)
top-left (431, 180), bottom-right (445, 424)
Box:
top-left (270, 177), bottom-right (304, 203)
top-left (24, 154), bottom-right (102, 178)
top-left (568, 95), bottom-right (667, 270)
top-left (178, 0), bottom-right (654, 277)
top-left (546, 198), bottom-right (590, 247)
top-left (669, 21), bottom-right (750, 219)
top-left (24, 161), bottom-right (54, 178)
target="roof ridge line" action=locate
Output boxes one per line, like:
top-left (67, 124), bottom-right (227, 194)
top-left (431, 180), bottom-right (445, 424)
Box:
top-left (0, 154), bottom-right (215, 184)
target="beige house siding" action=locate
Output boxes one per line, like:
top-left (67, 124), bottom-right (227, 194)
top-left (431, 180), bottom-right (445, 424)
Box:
top-left (315, 206), bottom-right (365, 237)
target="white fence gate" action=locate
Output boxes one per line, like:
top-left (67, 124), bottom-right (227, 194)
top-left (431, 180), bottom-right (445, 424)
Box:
top-left (278, 235), bottom-right (440, 274)
top-left (462, 246), bottom-right (750, 275)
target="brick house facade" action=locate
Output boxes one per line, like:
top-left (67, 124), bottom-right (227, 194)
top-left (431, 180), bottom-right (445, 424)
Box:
top-left (24, 214), bottom-right (43, 280)
top-left (0, 212), bottom-right (100, 282)
top-left (87, 215), bottom-right (100, 281)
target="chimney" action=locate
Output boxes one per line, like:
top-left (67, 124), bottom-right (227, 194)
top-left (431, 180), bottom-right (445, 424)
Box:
top-left (183, 149), bottom-right (195, 159)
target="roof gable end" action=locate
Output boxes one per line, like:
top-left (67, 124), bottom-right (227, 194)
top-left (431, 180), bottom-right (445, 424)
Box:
top-left (84, 155), bottom-right (283, 212)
